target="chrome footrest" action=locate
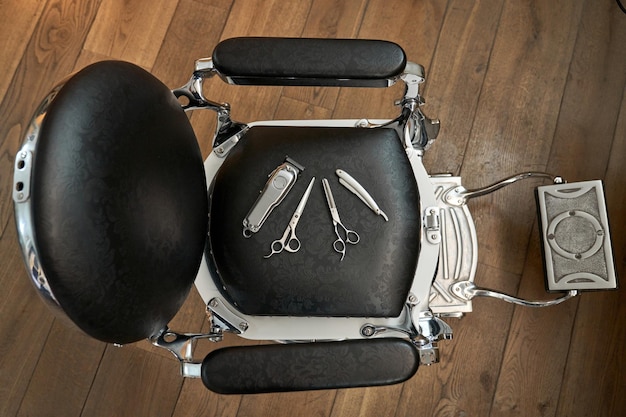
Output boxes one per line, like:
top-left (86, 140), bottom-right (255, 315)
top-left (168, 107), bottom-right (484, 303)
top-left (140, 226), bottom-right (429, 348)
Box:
top-left (536, 180), bottom-right (617, 291)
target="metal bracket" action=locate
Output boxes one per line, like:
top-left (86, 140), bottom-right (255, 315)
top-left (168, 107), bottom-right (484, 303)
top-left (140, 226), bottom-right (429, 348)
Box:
top-left (212, 134), bottom-right (242, 158)
top-left (172, 58), bottom-right (247, 148)
top-left (359, 301), bottom-right (453, 367)
top-left (412, 312), bottom-right (453, 366)
top-left (150, 327), bottom-right (223, 378)
top-left (399, 62), bottom-right (425, 104)
top-left (360, 296), bottom-right (419, 339)
top-left (424, 207), bottom-right (441, 244)
top-left (207, 298), bottom-right (249, 333)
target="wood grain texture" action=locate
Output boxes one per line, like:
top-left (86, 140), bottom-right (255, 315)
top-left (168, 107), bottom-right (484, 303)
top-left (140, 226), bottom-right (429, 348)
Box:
top-left (492, 1), bottom-right (626, 415)
top-left (1, 1), bottom-right (625, 416)
top-left (0, 220), bottom-right (55, 417)
top-left (16, 321), bottom-right (105, 417)
top-left (421, 0), bottom-right (504, 175)
top-left (81, 345), bottom-right (183, 417)
top-left (0, 0), bottom-right (102, 233)
top-left (83, 0), bottom-right (180, 69)
top-left (0, 0), bottom-right (46, 99)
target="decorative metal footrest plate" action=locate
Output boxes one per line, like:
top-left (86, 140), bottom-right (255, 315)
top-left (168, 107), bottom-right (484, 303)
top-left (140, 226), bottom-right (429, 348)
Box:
top-left (429, 176), bottom-right (478, 315)
top-left (536, 180), bottom-right (617, 291)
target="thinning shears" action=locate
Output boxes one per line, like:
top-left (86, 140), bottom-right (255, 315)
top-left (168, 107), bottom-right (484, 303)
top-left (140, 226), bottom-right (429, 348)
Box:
top-left (322, 178), bottom-right (360, 261)
top-left (264, 177), bottom-right (316, 258)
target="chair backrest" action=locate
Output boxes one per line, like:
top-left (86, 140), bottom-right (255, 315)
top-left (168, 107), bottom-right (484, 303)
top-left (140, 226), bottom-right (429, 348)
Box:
top-left (13, 61), bottom-right (208, 344)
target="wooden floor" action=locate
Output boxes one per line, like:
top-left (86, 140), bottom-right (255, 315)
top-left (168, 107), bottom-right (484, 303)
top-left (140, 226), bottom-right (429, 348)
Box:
top-left (1, 0), bottom-right (625, 416)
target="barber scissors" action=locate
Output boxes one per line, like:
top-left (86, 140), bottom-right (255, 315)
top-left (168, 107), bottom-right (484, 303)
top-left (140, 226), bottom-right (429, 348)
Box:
top-left (264, 177), bottom-right (315, 258)
top-left (322, 178), bottom-right (360, 261)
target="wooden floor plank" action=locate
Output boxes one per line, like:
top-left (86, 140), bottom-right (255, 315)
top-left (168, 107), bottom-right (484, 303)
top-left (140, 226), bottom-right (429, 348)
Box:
top-left (83, 0), bottom-right (180, 69)
top-left (173, 379), bottom-right (244, 417)
top-left (81, 345), bottom-right (183, 417)
top-left (490, 0), bottom-right (626, 415)
top-left (330, 385), bottom-right (403, 417)
top-left (0, 0), bottom-right (103, 238)
top-left (556, 51), bottom-right (626, 417)
top-left (238, 391), bottom-right (336, 417)
top-left (490, 243), bottom-right (579, 417)
top-left (422, 0), bottom-right (505, 175)
top-left (16, 321), bottom-right (106, 417)
top-left (151, 0), bottom-right (233, 88)
top-left (0, 219), bottom-right (54, 417)
top-left (0, 0), bottom-right (46, 99)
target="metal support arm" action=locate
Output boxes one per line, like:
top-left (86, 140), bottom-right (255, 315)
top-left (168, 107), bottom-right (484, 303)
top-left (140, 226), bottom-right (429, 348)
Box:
top-left (450, 281), bottom-right (578, 307)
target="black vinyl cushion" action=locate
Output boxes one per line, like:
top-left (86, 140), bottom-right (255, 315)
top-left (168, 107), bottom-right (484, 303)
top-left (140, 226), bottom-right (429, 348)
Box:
top-left (212, 37), bottom-right (407, 87)
top-left (208, 126), bottom-right (420, 317)
top-left (201, 338), bottom-right (420, 394)
top-left (32, 61), bottom-right (208, 344)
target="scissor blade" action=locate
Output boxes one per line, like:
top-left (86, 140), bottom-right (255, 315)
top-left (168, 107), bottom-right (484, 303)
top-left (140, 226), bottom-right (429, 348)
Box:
top-left (295, 177), bottom-right (315, 216)
top-left (322, 178), bottom-right (336, 209)
top-left (322, 178), bottom-right (342, 224)
top-left (289, 177), bottom-right (315, 229)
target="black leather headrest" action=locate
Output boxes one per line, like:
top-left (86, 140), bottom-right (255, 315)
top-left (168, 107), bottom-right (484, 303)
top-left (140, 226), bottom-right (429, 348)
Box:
top-left (31, 61), bottom-right (208, 344)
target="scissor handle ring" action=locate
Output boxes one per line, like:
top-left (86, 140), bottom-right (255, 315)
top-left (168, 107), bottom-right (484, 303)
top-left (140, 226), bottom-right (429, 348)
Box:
top-left (285, 237), bottom-right (301, 253)
top-left (270, 240), bottom-right (285, 253)
top-left (333, 237), bottom-right (346, 254)
top-left (344, 229), bottom-right (360, 244)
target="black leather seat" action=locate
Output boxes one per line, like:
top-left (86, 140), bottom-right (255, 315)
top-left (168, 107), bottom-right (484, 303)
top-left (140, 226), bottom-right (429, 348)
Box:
top-left (208, 125), bottom-right (421, 317)
top-left (30, 61), bottom-right (208, 344)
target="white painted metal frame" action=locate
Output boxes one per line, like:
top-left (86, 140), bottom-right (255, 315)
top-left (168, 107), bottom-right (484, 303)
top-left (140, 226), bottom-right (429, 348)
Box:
top-left (195, 118), bottom-right (442, 342)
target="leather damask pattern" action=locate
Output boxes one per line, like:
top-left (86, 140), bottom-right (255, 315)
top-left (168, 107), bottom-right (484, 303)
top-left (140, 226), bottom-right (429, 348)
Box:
top-left (208, 126), bottom-right (421, 317)
top-left (32, 61), bottom-right (208, 344)
top-left (201, 338), bottom-right (419, 394)
top-left (212, 38), bottom-right (407, 87)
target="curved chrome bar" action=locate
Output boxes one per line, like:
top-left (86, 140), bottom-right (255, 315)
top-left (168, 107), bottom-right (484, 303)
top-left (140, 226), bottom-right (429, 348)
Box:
top-left (13, 83), bottom-right (67, 315)
top-left (443, 172), bottom-right (564, 207)
top-left (450, 281), bottom-right (578, 308)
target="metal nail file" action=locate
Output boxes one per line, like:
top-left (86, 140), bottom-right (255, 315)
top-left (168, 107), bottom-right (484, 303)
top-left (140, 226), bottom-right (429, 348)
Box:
top-left (335, 169), bottom-right (388, 221)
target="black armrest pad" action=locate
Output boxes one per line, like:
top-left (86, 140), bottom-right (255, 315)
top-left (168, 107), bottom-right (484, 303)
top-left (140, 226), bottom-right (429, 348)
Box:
top-left (212, 37), bottom-right (407, 87)
top-left (201, 338), bottom-right (419, 394)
